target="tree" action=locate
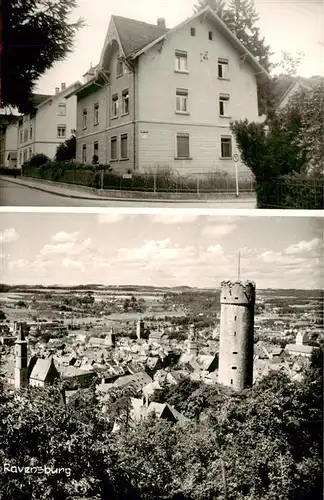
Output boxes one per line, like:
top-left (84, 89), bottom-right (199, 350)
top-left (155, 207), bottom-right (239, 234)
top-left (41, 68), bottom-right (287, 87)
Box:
top-left (0, 383), bottom-right (135, 499)
top-left (231, 80), bottom-right (324, 183)
top-left (1, 0), bottom-right (84, 113)
top-left (0, 311), bottom-right (6, 321)
top-left (55, 135), bottom-right (76, 162)
top-left (276, 50), bottom-right (305, 77)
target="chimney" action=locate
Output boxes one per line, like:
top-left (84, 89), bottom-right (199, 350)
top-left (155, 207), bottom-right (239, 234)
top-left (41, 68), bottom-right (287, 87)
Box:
top-left (55, 87), bottom-right (60, 94)
top-left (157, 17), bottom-right (166, 29)
top-left (61, 82), bottom-right (66, 91)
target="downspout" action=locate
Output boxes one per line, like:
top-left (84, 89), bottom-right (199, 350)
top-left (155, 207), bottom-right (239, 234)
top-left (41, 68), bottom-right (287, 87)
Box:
top-left (132, 59), bottom-right (136, 171)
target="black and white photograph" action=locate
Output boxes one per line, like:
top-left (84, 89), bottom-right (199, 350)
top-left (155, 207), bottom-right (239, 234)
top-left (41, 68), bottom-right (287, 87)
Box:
top-left (0, 0), bottom-right (323, 208)
top-left (0, 212), bottom-right (323, 498)
top-left (0, 0), bottom-right (323, 499)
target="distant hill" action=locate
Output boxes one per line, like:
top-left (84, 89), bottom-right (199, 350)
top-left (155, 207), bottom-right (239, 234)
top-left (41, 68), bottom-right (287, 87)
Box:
top-left (1, 284), bottom-right (322, 296)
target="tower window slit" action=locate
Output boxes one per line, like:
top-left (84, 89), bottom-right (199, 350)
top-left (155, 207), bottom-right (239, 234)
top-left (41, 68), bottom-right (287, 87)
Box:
top-left (232, 351), bottom-right (237, 354)
top-left (232, 366), bottom-right (237, 370)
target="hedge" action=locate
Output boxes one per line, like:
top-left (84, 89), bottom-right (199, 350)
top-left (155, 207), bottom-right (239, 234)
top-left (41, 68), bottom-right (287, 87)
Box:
top-left (256, 173), bottom-right (324, 209)
top-left (21, 161), bottom-right (254, 193)
top-left (0, 167), bottom-right (21, 176)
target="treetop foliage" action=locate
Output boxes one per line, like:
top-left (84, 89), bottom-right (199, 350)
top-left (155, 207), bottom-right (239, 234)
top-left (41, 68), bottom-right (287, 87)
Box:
top-left (1, 0), bottom-right (85, 113)
top-left (231, 81), bottom-right (324, 182)
top-left (0, 346), bottom-right (322, 499)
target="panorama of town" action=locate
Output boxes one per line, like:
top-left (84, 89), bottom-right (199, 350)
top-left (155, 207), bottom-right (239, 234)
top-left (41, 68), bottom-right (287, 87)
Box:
top-left (1, 284), bottom-right (322, 406)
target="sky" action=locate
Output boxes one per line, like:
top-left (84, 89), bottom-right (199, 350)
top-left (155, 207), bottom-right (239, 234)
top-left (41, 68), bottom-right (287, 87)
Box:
top-left (0, 213), bottom-right (323, 289)
top-left (35, 0), bottom-right (324, 95)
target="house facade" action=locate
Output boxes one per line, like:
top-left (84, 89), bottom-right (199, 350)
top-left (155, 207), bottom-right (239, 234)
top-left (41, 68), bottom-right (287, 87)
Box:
top-left (0, 111), bottom-right (21, 168)
top-left (17, 82), bottom-right (81, 167)
top-left (70, 6), bottom-right (268, 179)
top-left (0, 121), bottom-right (19, 168)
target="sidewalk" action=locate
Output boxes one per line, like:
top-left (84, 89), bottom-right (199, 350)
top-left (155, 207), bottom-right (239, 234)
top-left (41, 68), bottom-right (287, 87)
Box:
top-left (0, 175), bottom-right (257, 204)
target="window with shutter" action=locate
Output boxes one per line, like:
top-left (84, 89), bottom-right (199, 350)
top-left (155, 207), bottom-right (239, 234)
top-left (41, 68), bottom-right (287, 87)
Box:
top-left (176, 133), bottom-right (190, 158)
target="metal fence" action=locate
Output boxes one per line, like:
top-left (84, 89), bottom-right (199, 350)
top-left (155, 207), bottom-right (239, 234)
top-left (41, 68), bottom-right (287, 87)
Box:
top-left (256, 178), bottom-right (323, 209)
top-left (101, 170), bottom-right (256, 196)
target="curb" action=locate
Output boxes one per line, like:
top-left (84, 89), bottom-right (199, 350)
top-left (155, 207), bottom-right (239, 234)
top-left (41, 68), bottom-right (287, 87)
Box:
top-left (0, 176), bottom-right (256, 204)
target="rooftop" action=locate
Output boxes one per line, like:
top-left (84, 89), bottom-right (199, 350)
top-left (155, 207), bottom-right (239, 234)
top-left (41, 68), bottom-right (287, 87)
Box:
top-left (112, 15), bottom-right (168, 57)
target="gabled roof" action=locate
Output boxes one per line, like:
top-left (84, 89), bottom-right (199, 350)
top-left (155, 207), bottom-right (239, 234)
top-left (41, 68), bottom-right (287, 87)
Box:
top-left (31, 94), bottom-right (53, 108)
top-left (131, 6), bottom-right (269, 79)
top-left (29, 358), bottom-right (59, 382)
top-left (149, 331), bottom-right (165, 339)
top-left (285, 344), bottom-right (314, 355)
top-left (275, 76), bottom-right (324, 109)
top-left (112, 15), bottom-right (169, 57)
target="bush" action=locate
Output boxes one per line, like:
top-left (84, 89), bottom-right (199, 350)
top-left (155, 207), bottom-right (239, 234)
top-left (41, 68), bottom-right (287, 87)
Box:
top-left (0, 167), bottom-right (21, 176)
top-left (29, 153), bottom-right (51, 167)
top-left (55, 135), bottom-right (76, 162)
top-left (22, 162), bottom-right (254, 194)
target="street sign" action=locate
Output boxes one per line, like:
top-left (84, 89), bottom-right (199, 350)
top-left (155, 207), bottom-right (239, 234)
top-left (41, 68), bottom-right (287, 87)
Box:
top-left (233, 153), bottom-right (239, 163)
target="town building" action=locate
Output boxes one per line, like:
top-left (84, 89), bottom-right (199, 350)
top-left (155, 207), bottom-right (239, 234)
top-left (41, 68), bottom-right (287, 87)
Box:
top-left (66, 6), bottom-right (268, 179)
top-left (218, 280), bottom-right (256, 391)
top-left (1, 325), bottom-right (61, 389)
top-left (0, 109), bottom-right (22, 168)
top-left (285, 331), bottom-right (314, 358)
top-left (275, 76), bottom-right (323, 111)
top-left (17, 82), bottom-right (81, 167)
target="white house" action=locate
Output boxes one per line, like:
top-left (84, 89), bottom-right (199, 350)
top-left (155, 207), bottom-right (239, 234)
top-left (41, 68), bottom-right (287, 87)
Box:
top-left (67, 6), bottom-right (269, 179)
top-left (0, 108), bottom-right (21, 168)
top-left (0, 121), bottom-right (20, 168)
top-left (17, 81), bottom-right (81, 167)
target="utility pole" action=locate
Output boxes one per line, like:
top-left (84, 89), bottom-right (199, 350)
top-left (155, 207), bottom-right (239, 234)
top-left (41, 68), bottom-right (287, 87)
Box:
top-left (237, 251), bottom-right (241, 281)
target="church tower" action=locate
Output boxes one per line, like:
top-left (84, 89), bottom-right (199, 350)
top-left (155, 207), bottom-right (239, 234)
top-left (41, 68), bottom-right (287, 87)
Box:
top-left (218, 280), bottom-right (255, 391)
top-left (187, 324), bottom-right (198, 356)
top-left (15, 324), bottom-right (28, 389)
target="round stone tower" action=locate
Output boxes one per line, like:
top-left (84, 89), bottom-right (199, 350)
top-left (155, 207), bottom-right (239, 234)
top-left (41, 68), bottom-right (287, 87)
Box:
top-left (218, 280), bottom-right (256, 391)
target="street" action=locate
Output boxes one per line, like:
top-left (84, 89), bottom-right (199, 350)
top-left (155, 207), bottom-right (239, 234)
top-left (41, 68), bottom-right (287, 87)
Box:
top-left (0, 179), bottom-right (256, 207)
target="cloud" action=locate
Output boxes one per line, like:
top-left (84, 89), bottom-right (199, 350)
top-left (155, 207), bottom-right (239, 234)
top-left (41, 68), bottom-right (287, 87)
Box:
top-left (97, 214), bottom-right (129, 224)
top-left (62, 258), bottom-right (85, 270)
top-left (206, 244), bottom-right (224, 256)
top-left (52, 231), bottom-right (79, 243)
top-left (285, 238), bottom-right (322, 255)
top-left (118, 239), bottom-right (196, 264)
top-left (40, 237), bottom-right (91, 256)
top-left (0, 228), bottom-right (19, 243)
top-left (257, 250), bottom-right (308, 267)
top-left (8, 258), bottom-right (51, 273)
top-left (8, 258), bottom-right (28, 270)
top-left (149, 214), bottom-right (198, 224)
top-left (201, 224), bottom-right (237, 238)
